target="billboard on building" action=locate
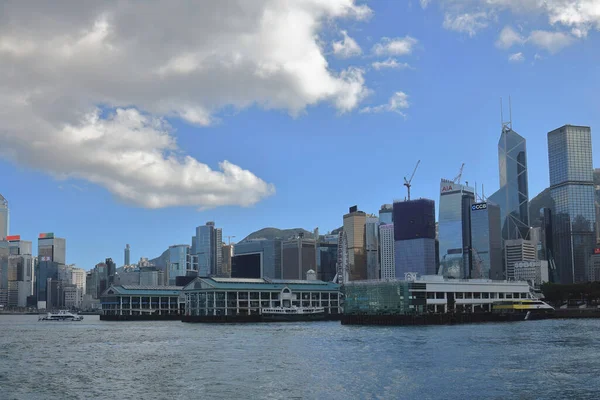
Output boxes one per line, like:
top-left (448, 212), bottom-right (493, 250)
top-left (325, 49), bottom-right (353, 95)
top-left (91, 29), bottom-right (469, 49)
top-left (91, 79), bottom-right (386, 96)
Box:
top-left (6, 235), bottom-right (21, 241)
top-left (39, 232), bottom-right (54, 239)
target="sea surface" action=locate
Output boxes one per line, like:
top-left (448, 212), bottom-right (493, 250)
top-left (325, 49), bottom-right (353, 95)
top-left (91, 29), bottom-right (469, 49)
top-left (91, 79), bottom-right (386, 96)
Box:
top-left (1, 315), bottom-right (599, 400)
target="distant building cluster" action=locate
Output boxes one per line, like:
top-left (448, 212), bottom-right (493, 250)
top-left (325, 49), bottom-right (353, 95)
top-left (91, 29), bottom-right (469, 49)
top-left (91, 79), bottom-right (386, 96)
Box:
top-left (1, 118), bottom-right (599, 311)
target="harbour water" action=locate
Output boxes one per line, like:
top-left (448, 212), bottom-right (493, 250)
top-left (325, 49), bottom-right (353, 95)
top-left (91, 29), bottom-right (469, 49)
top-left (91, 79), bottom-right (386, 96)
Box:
top-left (1, 315), bottom-right (599, 399)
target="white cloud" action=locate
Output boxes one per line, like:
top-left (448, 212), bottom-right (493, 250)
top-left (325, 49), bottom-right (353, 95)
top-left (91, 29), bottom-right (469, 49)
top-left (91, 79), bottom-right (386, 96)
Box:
top-left (528, 29), bottom-right (574, 53)
top-left (332, 30), bottom-right (362, 58)
top-left (0, 0), bottom-right (372, 209)
top-left (508, 52), bottom-right (525, 62)
top-left (360, 92), bottom-right (409, 116)
top-left (420, 0), bottom-right (431, 9)
top-left (372, 36), bottom-right (418, 56)
top-left (534, 53), bottom-right (543, 60)
top-left (443, 12), bottom-right (490, 36)
top-left (496, 26), bottom-right (526, 49)
top-left (371, 58), bottom-right (412, 70)
top-left (439, 0), bottom-right (600, 46)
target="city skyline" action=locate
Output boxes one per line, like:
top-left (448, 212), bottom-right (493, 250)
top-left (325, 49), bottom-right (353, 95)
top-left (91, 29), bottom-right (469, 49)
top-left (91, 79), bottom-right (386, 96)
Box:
top-left (1, 1), bottom-right (600, 269)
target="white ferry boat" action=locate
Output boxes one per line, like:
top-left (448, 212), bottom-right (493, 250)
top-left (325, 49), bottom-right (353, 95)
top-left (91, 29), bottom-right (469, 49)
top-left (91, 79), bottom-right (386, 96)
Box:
top-left (260, 306), bottom-right (325, 322)
top-left (39, 310), bottom-right (84, 321)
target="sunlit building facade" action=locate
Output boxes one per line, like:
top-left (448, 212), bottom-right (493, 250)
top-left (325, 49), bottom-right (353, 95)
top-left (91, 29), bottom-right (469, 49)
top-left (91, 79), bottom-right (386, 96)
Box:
top-left (489, 125), bottom-right (530, 241)
top-left (379, 224), bottom-right (395, 279)
top-left (365, 216), bottom-right (379, 280)
top-left (548, 125), bottom-right (596, 283)
top-left (194, 222), bottom-right (222, 277)
top-left (438, 180), bottom-right (475, 278)
top-left (343, 206), bottom-right (367, 280)
top-left (168, 244), bottom-right (191, 285)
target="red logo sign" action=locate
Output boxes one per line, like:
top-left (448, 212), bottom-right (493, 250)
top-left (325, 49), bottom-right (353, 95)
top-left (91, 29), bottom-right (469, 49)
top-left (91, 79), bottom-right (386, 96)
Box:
top-left (6, 235), bottom-right (20, 241)
top-left (441, 186), bottom-right (453, 192)
top-left (594, 248), bottom-right (600, 255)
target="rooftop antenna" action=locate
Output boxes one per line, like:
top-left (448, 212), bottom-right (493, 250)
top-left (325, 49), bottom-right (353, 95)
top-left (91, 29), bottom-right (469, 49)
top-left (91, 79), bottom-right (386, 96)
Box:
top-left (500, 96), bottom-right (513, 133)
top-left (403, 160), bottom-right (421, 201)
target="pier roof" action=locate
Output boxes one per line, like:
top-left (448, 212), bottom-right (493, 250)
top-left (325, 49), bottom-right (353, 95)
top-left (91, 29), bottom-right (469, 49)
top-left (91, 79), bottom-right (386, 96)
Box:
top-left (101, 285), bottom-right (183, 297)
top-left (183, 277), bottom-right (340, 292)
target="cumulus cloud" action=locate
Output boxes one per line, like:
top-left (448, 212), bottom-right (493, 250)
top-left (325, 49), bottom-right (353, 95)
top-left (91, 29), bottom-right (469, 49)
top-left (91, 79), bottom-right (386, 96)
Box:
top-left (508, 52), bottom-right (525, 62)
top-left (371, 58), bottom-right (412, 70)
top-left (496, 26), bottom-right (526, 48)
top-left (332, 30), bottom-right (362, 58)
top-left (372, 36), bottom-right (418, 56)
top-left (0, 0), bottom-right (372, 209)
top-left (420, 0), bottom-right (431, 9)
top-left (360, 92), bottom-right (409, 116)
top-left (443, 12), bottom-right (491, 36)
top-left (528, 30), bottom-right (574, 53)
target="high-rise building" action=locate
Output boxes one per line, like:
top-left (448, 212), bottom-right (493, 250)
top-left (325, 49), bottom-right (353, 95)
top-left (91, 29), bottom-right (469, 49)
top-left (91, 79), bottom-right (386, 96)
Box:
top-left (167, 244), bottom-right (191, 285)
top-left (2, 236), bottom-right (34, 308)
top-left (343, 206), bottom-right (367, 280)
top-left (124, 244), bottom-right (131, 266)
top-left (393, 199), bottom-right (437, 277)
top-left (379, 204), bottom-right (393, 225)
top-left (489, 121), bottom-right (530, 241)
top-left (504, 239), bottom-right (537, 280)
top-left (317, 235), bottom-right (338, 282)
top-left (232, 239), bottom-right (282, 279)
top-left (221, 244), bottom-right (233, 278)
top-left (193, 222), bottom-right (222, 277)
top-left (36, 233), bottom-right (66, 309)
top-left (379, 224), bottom-right (395, 279)
top-left (281, 235), bottom-right (317, 280)
top-left (470, 202), bottom-right (503, 279)
top-left (365, 216), bottom-right (380, 280)
top-left (548, 125), bottom-right (596, 283)
top-left (438, 180), bottom-right (475, 278)
top-left (0, 194), bottom-right (8, 240)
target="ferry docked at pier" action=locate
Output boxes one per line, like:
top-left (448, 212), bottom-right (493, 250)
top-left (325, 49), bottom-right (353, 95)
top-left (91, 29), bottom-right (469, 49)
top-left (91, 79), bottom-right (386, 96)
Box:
top-left (491, 299), bottom-right (555, 320)
top-left (260, 306), bottom-right (325, 322)
top-left (39, 310), bottom-right (84, 321)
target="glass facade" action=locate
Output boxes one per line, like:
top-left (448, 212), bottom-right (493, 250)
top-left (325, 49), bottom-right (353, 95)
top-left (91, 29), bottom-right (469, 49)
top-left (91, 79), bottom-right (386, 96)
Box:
top-left (168, 245), bottom-right (190, 285)
top-left (489, 127), bottom-right (530, 241)
top-left (344, 280), bottom-right (425, 315)
top-left (379, 204), bottom-right (393, 225)
top-left (343, 208), bottom-right (367, 281)
top-left (438, 181), bottom-right (474, 278)
top-left (317, 236), bottom-right (338, 282)
top-left (393, 199), bottom-right (436, 241)
top-left (365, 217), bottom-right (379, 280)
top-left (548, 125), bottom-right (596, 283)
top-left (0, 194), bottom-right (8, 240)
top-left (234, 239), bottom-right (282, 279)
top-left (195, 224), bottom-right (214, 277)
top-left (231, 253), bottom-right (262, 278)
top-left (470, 203), bottom-right (503, 279)
top-left (395, 238), bottom-right (437, 277)
top-left (282, 239), bottom-right (317, 280)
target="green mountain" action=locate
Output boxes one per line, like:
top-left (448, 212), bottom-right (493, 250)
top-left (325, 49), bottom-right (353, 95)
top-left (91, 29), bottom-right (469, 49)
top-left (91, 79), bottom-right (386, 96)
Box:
top-left (241, 227), bottom-right (314, 242)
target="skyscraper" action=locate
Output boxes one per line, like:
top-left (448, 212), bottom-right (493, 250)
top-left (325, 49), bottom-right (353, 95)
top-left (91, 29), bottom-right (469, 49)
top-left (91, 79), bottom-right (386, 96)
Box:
top-left (548, 125), bottom-right (596, 283)
top-left (365, 216), bottom-right (380, 280)
top-left (489, 121), bottom-right (530, 241)
top-left (36, 233), bottom-right (66, 309)
top-left (0, 194), bottom-right (8, 240)
top-left (393, 199), bottom-right (437, 277)
top-left (343, 206), bottom-right (367, 280)
top-left (438, 180), bottom-right (475, 278)
top-left (124, 244), bottom-right (131, 266)
top-left (168, 244), bottom-right (191, 285)
top-left (281, 235), bottom-right (317, 280)
top-left (233, 239), bottom-right (281, 279)
top-left (193, 222), bottom-right (222, 277)
top-left (470, 202), bottom-right (503, 279)
top-left (379, 224), bottom-right (395, 279)
top-left (317, 235), bottom-right (338, 282)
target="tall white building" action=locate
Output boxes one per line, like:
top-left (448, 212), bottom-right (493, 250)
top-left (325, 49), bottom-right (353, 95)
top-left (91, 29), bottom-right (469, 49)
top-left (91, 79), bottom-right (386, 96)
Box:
top-left (0, 194), bottom-right (8, 240)
top-left (379, 224), bottom-right (395, 279)
top-left (505, 239), bottom-right (537, 280)
top-left (71, 267), bottom-right (87, 305)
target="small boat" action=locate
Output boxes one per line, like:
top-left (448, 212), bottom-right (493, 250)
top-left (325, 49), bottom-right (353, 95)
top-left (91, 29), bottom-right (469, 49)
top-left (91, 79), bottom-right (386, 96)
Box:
top-left (260, 306), bottom-right (325, 322)
top-left (39, 310), bottom-right (84, 321)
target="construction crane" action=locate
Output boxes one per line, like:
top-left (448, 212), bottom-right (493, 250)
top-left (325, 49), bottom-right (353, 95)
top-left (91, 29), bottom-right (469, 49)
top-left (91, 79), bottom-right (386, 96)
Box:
top-left (403, 160), bottom-right (421, 201)
top-left (225, 235), bottom-right (236, 245)
top-left (452, 163), bottom-right (465, 184)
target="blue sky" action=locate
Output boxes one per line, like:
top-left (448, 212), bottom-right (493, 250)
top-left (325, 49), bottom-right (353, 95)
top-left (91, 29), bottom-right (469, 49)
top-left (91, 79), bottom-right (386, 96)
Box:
top-left (1, 0), bottom-right (599, 270)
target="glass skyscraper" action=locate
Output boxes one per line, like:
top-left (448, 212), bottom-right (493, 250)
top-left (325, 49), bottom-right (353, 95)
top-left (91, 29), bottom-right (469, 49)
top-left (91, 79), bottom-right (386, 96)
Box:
top-left (438, 180), bottom-right (475, 278)
top-left (548, 125), bottom-right (596, 283)
top-left (168, 244), bottom-right (191, 285)
top-left (393, 199), bottom-right (437, 277)
top-left (489, 125), bottom-right (530, 241)
top-left (0, 194), bottom-right (8, 240)
top-left (193, 222), bottom-right (222, 277)
top-left (470, 202), bottom-right (502, 279)
top-left (233, 239), bottom-right (282, 279)
top-left (343, 206), bottom-right (367, 281)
